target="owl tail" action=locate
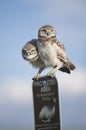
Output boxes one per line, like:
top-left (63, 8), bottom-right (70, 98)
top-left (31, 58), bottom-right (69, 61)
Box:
top-left (59, 61), bottom-right (76, 74)
top-left (59, 67), bottom-right (70, 73)
top-left (68, 61), bottom-right (76, 70)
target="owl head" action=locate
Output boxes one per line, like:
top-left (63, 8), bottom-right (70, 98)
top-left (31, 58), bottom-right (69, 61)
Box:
top-left (38, 25), bottom-right (56, 39)
top-left (22, 39), bottom-right (39, 62)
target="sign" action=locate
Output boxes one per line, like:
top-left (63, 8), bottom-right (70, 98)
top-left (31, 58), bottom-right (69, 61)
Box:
top-left (32, 76), bottom-right (61, 130)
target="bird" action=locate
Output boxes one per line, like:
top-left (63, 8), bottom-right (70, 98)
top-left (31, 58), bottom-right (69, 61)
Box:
top-left (39, 105), bottom-right (55, 123)
top-left (37, 25), bottom-right (76, 77)
top-left (22, 39), bottom-right (46, 79)
top-left (39, 97), bottom-right (56, 123)
top-left (22, 25), bottom-right (76, 79)
top-left (22, 39), bottom-right (71, 79)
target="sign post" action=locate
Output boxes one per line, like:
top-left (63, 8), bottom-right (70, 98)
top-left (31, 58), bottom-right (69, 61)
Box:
top-left (32, 76), bottom-right (61, 130)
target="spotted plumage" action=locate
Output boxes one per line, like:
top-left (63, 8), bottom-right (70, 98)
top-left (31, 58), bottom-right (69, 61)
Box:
top-left (37, 25), bottom-right (75, 77)
top-left (22, 25), bottom-right (76, 79)
top-left (22, 39), bottom-right (45, 79)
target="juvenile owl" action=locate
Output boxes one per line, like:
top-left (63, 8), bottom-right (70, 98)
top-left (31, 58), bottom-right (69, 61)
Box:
top-left (22, 39), bottom-right (45, 79)
top-left (37, 25), bottom-right (75, 77)
top-left (22, 39), bottom-right (75, 79)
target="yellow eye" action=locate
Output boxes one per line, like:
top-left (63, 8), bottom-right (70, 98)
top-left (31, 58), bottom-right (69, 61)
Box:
top-left (31, 49), bottom-right (35, 54)
top-left (51, 29), bottom-right (54, 32)
top-left (41, 29), bottom-right (46, 33)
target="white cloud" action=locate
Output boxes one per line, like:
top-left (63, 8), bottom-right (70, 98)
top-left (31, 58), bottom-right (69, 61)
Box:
top-left (0, 68), bottom-right (86, 127)
top-left (0, 77), bottom-right (33, 104)
top-left (0, 67), bottom-right (86, 106)
top-left (57, 67), bottom-right (86, 96)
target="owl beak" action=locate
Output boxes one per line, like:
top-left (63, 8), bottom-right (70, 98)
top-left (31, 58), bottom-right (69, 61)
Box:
top-left (47, 31), bottom-right (50, 36)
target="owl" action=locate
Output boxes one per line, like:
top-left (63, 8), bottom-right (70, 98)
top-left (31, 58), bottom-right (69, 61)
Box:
top-left (37, 25), bottom-right (76, 77)
top-left (22, 39), bottom-right (74, 79)
top-left (22, 39), bottom-right (46, 79)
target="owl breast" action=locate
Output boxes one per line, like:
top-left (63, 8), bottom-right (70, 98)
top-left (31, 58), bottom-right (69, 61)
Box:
top-left (37, 41), bottom-right (59, 67)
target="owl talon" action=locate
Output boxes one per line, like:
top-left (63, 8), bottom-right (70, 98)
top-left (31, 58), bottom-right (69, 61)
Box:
top-left (32, 74), bottom-right (40, 80)
top-left (47, 72), bottom-right (55, 78)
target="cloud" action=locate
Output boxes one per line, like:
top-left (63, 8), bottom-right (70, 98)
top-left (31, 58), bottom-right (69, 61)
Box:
top-left (0, 67), bottom-right (86, 105)
top-left (0, 67), bottom-right (86, 126)
top-left (0, 77), bottom-right (33, 104)
top-left (57, 67), bottom-right (86, 97)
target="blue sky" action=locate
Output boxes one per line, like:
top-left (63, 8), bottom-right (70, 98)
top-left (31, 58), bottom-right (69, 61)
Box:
top-left (0, 0), bottom-right (86, 129)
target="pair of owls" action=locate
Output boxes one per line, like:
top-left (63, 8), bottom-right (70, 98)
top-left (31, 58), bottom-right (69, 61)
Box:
top-left (22, 25), bottom-right (75, 79)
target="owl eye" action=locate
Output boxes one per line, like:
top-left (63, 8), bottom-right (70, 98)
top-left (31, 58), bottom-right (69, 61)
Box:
top-left (41, 29), bottom-right (46, 33)
top-left (31, 49), bottom-right (36, 54)
top-left (31, 49), bottom-right (35, 52)
top-left (51, 29), bottom-right (54, 32)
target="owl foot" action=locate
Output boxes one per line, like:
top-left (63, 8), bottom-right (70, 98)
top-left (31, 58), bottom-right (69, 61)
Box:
top-left (32, 74), bottom-right (40, 80)
top-left (47, 72), bottom-right (55, 78)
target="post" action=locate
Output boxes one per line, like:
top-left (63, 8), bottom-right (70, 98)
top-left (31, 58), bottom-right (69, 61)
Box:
top-left (32, 76), bottom-right (61, 130)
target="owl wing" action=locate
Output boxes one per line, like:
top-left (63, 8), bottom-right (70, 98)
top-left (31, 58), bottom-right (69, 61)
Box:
top-left (53, 39), bottom-right (68, 62)
top-left (52, 39), bottom-right (75, 72)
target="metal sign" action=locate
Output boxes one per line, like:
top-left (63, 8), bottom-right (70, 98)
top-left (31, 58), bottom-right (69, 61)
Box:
top-left (32, 76), bottom-right (61, 130)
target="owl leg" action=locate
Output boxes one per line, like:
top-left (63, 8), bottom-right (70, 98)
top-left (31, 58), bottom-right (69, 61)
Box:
top-left (47, 65), bottom-right (59, 77)
top-left (33, 67), bottom-right (45, 80)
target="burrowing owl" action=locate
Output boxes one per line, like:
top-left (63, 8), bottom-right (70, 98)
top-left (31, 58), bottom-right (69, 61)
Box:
top-left (22, 39), bottom-right (45, 79)
top-left (22, 39), bottom-right (74, 79)
top-left (37, 25), bottom-right (75, 77)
